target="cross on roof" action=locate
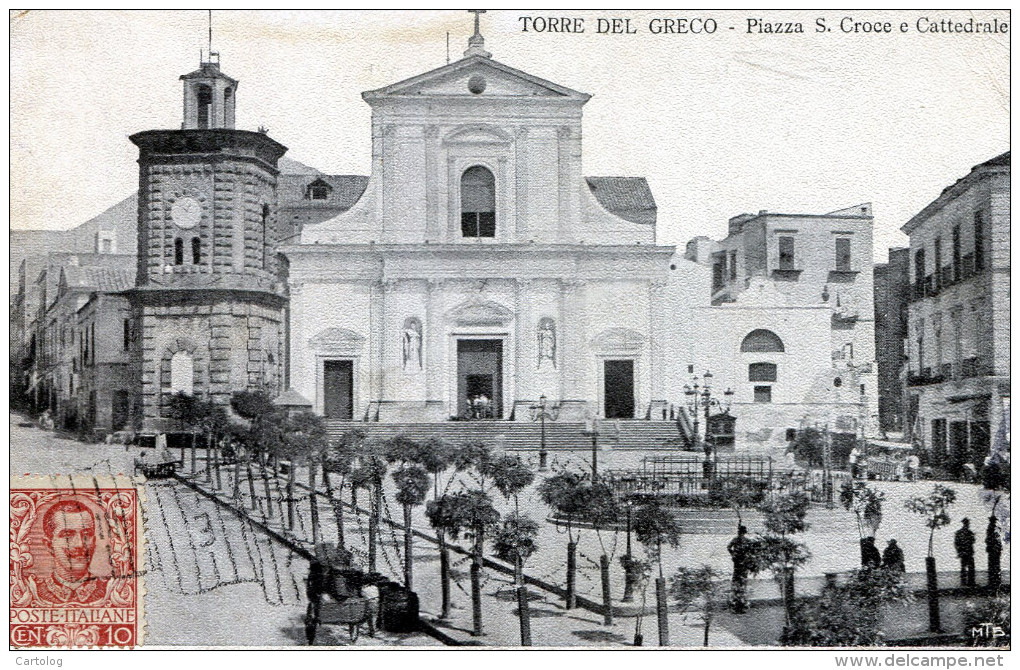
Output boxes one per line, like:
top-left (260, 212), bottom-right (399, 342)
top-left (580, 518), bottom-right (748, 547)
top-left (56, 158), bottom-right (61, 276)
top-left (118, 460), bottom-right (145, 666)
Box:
top-left (464, 9), bottom-right (491, 59)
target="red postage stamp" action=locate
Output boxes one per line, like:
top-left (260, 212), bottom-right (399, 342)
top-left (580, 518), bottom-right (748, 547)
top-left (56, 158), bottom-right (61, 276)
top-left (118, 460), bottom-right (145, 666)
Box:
top-left (10, 475), bottom-right (145, 648)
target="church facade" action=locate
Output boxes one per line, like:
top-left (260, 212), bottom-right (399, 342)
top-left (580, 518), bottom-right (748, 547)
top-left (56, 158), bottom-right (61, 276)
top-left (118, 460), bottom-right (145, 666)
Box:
top-left (284, 35), bottom-right (698, 424)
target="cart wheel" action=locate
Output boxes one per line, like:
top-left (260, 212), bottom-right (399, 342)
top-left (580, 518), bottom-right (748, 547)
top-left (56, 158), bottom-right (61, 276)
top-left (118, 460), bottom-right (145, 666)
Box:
top-left (348, 623), bottom-right (360, 643)
top-left (304, 603), bottom-right (318, 645)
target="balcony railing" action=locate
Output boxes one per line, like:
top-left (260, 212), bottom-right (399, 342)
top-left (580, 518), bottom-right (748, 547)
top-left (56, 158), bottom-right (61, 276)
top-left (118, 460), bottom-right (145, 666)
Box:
top-left (907, 371), bottom-right (946, 387)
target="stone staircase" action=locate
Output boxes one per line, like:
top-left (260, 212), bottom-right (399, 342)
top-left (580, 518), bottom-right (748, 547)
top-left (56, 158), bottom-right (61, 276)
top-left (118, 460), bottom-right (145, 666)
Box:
top-left (324, 419), bottom-right (683, 452)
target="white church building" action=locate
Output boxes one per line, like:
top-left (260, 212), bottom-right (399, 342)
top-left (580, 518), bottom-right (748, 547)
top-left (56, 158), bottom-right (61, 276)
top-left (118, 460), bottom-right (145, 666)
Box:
top-left (283, 30), bottom-right (707, 425)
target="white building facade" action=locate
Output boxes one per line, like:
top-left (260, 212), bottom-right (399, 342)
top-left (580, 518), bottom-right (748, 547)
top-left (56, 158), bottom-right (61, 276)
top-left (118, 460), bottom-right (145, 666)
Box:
top-left (285, 39), bottom-right (701, 424)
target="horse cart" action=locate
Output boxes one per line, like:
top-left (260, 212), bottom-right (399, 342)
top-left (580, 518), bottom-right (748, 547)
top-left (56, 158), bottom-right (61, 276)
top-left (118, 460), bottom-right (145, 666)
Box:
top-left (304, 557), bottom-right (386, 644)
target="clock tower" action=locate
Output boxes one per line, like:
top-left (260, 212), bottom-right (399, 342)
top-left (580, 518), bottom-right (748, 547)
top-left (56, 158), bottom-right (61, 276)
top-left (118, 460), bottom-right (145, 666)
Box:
top-left (128, 56), bottom-right (289, 432)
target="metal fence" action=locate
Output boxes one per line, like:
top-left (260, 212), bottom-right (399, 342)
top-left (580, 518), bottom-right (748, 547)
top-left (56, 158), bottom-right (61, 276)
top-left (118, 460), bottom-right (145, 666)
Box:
top-left (602, 454), bottom-right (851, 506)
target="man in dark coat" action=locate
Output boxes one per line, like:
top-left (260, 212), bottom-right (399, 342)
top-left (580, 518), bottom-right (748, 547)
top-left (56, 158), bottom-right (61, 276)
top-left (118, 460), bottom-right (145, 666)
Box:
top-left (860, 536), bottom-right (882, 569)
top-left (985, 515), bottom-right (1002, 591)
top-left (954, 518), bottom-right (976, 587)
top-left (882, 539), bottom-right (905, 573)
top-left (727, 525), bottom-right (751, 613)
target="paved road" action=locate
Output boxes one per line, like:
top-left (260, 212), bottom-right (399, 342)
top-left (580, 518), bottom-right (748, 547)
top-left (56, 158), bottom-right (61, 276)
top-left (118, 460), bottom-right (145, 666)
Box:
top-left (9, 414), bottom-right (439, 647)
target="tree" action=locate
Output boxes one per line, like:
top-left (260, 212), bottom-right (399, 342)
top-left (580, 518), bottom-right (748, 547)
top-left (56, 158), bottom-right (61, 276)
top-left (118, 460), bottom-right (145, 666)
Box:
top-left (537, 470), bottom-right (589, 610)
top-left (840, 480), bottom-right (885, 566)
top-left (781, 567), bottom-right (912, 646)
top-left (321, 429), bottom-right (360, 549)
top-left (749, 492), bottom-right (812, 624)
top-left (414, 436), bottom-right (457, 617)
top-left (586, 482), bottom-right (621, 625)
top-left (166, 391), bottom-right (202, 472)
top-left (278, 411), bottom-right (328, 537)
top-left (633, 497), bottom-right (682, 646)
top-left (486, 454), bottom-right (534, 515)
top-left (349, 438), bottom-right (388, 573)
top-left (232, 390), bottom-right (283, 519)
top-left (391, 463), bottom-right (430, 589)
top-left (492, 513), bottom-right (539, 646)
top-left (670, 565), bottom-right (728, 647)
top-left (710, 476), bottom-right (768, 527)
top-left (427, 489), bottom-right (499, 636)
top-left (905, 484), bottom-right (957, 632)
top-left (790, 427), bottom-right (825, 468)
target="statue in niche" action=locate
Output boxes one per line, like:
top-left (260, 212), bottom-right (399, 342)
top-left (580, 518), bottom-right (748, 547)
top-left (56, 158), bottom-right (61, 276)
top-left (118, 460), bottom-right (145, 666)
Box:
top-left (538, 317), bottom-right (556, 368)
top-left (402, 317), bottom-right (422, 370)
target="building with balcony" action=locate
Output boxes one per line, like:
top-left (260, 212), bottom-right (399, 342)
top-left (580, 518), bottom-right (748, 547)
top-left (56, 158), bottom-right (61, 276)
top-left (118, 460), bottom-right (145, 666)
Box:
top-left (903, 151), bottom-right (1010, 476)
top-left (684, 204), bottom-right (877, 447)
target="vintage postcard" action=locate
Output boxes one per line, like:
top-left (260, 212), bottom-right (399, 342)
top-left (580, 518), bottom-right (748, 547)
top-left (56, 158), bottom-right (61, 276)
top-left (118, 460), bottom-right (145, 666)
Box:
top-left (9, 8), bottom-right (1010, 661)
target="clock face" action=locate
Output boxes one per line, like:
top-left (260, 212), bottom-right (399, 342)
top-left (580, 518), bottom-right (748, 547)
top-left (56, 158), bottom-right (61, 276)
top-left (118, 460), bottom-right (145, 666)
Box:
top-left (171, 197), bottom-right (202, 229)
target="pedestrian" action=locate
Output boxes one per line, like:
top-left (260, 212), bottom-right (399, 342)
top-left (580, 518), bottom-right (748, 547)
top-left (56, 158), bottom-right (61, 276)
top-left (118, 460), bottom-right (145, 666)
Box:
top-left (727, 525), bottom-right (751, 613)
top-left (954, 518), bottom-right (976, 587)
top-left (985, 515), bottom-right (1002, 591)
top-left (907, 453), bottom-right (920, 482)
top-left (882, 539), bottom-right (905, 573)
top-left (849, 446), bottom-right (860, 478)
top-left (860, 536), bottom-right (881, 569)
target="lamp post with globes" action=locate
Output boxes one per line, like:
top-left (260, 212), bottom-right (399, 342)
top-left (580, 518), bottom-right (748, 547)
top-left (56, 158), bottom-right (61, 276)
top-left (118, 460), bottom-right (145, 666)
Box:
top-left (683, 370), bottom-right (734, 474)
top-left (530, 395), bottom-right (560, 471)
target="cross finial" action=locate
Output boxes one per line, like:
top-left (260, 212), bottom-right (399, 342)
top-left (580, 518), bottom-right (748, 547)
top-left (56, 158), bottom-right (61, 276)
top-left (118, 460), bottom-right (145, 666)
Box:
top-left (464, 9), bottom-right (491, 58)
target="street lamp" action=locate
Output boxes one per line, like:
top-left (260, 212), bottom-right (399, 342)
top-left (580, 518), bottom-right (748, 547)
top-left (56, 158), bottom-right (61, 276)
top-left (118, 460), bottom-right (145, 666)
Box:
top-left (583, 415), bottom-right (601, 482)
top-left (684, 370), bottom-right (734, 476)
top-left (530, 395), bottom-right (560, 471)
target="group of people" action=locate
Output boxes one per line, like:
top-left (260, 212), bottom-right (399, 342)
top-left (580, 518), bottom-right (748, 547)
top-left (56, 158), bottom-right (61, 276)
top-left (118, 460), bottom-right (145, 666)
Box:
top-left (465, 394), bottom-right (493, 419)
top-left (726, 514), bottom-right (1005, 613)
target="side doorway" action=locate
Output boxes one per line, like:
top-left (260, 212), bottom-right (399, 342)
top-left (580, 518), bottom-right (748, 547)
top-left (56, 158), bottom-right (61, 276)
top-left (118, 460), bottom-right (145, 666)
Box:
top-left (323, 360), bottom-right (354, 420)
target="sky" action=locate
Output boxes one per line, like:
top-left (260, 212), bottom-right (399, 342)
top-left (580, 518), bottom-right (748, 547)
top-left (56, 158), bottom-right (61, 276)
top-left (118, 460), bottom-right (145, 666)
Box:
top-left (9, 9), bottom-right (1010, 260)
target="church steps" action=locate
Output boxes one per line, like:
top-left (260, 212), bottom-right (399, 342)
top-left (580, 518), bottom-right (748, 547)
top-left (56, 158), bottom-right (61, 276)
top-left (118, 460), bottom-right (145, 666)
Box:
top-left (323, 420), bottom-right (682, 451)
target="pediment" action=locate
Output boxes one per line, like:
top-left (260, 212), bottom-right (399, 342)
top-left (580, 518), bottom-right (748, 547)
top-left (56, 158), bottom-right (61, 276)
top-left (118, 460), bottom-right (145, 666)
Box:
top-left (591, 327), bottom-right (645, 354)
top-left (447, 299), bottom-right (514, 326)
top-left (308, 327), bottom-right (365, 355)
top-left (363, 56), bottom-right (590, 102)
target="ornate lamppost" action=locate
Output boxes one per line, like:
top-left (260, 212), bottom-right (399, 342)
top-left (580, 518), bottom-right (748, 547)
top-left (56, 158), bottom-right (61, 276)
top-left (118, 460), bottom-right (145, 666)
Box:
top-left (684, 371), bottom-right (734, 473)
top-left (530, 395), bottom-right (560, 471)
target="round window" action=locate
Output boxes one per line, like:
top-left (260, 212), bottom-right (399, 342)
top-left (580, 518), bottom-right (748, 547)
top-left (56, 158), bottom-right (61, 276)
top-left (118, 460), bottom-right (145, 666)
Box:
top-left (833, 377), bottom-right (843, 388)
top-left (468, 75), bottom-right (487, 95)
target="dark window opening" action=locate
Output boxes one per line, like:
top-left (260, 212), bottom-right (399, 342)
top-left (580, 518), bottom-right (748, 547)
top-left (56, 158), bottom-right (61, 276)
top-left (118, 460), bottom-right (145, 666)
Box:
top-left (123, 319), bottom-right (131, 351)
top-left (748, 362), bottom-right (778, 382)
top-left (914, 248), bottom-right (926, 287)
top-left (974, 211), bottom-right (985, 271)
top-left (307, 182), bottom-right (330, 200)
top-left (197, 85), bottom-right (213, 129)
top-left (191, 237), bottom-right (201, 265)
top-left (261, 204), bottom-right (270, 269)
top-left (753, 386), bottom-right (773, 404)
top-left (712, 255), bottom-right (725, 292)
top-left (933, 236), bottom-right (942, 287)
top-left (952, 225), bottom-right (961, 282)
top-left (729, 251), bottom-right (738, 280)
top-left (778, 236), bottom-right (796, 270)
top-left (835, 238), bottom-right (852, 272)
top-left (460, 166), bottom-right (496, 238)
top-left (174, 238), bottom-right (184, 265)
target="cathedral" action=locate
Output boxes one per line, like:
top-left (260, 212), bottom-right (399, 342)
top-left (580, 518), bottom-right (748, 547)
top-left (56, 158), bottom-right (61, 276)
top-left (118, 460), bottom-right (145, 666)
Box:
top-left (284, 25), bottom-right (697, 424)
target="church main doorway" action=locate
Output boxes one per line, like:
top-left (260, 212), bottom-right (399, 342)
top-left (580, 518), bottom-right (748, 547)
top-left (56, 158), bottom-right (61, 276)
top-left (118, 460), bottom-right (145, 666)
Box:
top-left (457, 340), bottom-right (503, 419)
top-left (603, 359), bottom-right (635, 419)
top-left (323, 360), bottom-right (354, 420)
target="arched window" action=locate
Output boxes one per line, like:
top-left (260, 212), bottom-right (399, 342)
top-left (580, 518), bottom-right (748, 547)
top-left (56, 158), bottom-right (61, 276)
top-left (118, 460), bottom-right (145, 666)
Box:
top-left (174, 238), bottom-right (184, 266)
top-left (197, 85), bottom-right (213, 129)
top-left (191, 237), bottom-right (201, 265)
top-left (460, 166), bottom-right (495, 238)
top-left (740, 329), bottom-right (785, 353)
top-left (169, 351), bottom-right (194, 395)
